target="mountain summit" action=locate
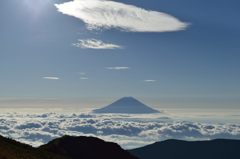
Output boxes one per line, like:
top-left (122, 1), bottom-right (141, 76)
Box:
top-left (93, 97), bottom-right (159, 114)
top-left (40, 136), bottom-right (138, 159)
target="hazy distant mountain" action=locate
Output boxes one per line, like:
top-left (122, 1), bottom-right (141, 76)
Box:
top-left (129, 139), bottom-right (240, 159)
top-left (40, 136), bottom-right (138, 159)
top-left (93, 97), bottom-right (159, 114)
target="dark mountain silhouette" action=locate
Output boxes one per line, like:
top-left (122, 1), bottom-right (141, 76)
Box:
top-left (0, 135), bottom-right (137, 159)
top-left (0, 135), bottom-right (66, 159)
top-left (93, 97), bottom-right (159, 114)
top-left (1, 134), bottom-right (240, 159)
top-left (40, 135), bottom-right (138, 159)
top-left (129, 139), bottom-right (240, 159)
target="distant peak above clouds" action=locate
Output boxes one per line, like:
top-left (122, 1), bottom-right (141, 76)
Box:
top-left (55, 0), bottom-right (188, 32)
top-left (93, 97), bottom-right (160, 114)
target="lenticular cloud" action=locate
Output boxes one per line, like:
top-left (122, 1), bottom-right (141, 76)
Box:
top-left (55, 0), bottom-right (188, 32)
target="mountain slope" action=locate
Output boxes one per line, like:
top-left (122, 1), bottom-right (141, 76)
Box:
top-left (129, 139), bottom-right (240, 159)
top-left (93, 97), bottom-right (159, 114)
top-left (0, 135), bottom-right (137, 159)
top-left (40, 135), bottom-right (138, 159)
top-left (0, 135), bottom-right (67, 159)
top-left (1, 134), bottom-right (239, 159)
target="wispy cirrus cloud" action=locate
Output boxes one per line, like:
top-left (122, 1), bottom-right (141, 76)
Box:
top-left (78, 72), bottom-right (86, 76)
top-left (42, 77), bottom-right (60, 80)
top-left (106, 67), bottom-right (130, 70)
top-left (73, 39), bottom-right (122, 49)
top-left (80, 77), bottom-right (89, 80)
top-left (55, 0), bottom-right (188, 32)
top-left (144, 80), bottom-right (157, 82)
top-left (78, 72), bottom-right (89, 80)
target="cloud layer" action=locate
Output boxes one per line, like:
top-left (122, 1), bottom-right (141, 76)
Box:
top-left (73, 39), bottom-right (122, 49)
top-left (0, 112), bottom-right (239, 149)
top-left (55, 0), bottom-right (188, 32)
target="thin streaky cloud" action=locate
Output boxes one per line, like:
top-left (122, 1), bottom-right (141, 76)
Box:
top-left (144, 80), bottom-right (157, 82)
top-left (78, 72), bottom-right (86, 75)
top-left (106, 67), bottom-right (130, 70)
top-left (55, 0), bottom-right (188, 32)
top-left (73, 39), bottom-right (122, 49)
top-left (80, 77), bottom-right (89, 80)
top-left (42, 77), bottom-right (60, 80)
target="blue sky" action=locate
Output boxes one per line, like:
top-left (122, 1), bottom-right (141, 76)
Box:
top-left (0, 0), bottom-right (240, 108)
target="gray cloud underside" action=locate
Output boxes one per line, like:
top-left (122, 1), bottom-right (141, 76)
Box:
top-left (0, 113), bottom-right (239, 149)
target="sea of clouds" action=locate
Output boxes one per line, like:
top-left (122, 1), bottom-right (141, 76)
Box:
top-left (0, 111), bottom-right (240, 149)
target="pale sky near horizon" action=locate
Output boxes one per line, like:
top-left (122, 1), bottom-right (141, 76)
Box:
top-left (1, 0), bottom-right (240, 109)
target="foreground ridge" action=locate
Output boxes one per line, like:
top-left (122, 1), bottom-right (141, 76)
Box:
top-left (129, 139), bottom-right (240, 159)
top-left (0, 135), bottom-right (137, 159)
top-left (40, 135), bottom-right (138, 159)
top-left (1, 135), bottom-right (240, 159)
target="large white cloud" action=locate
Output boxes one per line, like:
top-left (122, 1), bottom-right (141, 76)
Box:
top-left (55, 0), bottom-right (188, 32)
top-left (0, 112), bottom-right (240, 149)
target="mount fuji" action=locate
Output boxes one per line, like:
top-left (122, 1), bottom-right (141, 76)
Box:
top-left (93, 97), bottom-right (160, 114)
